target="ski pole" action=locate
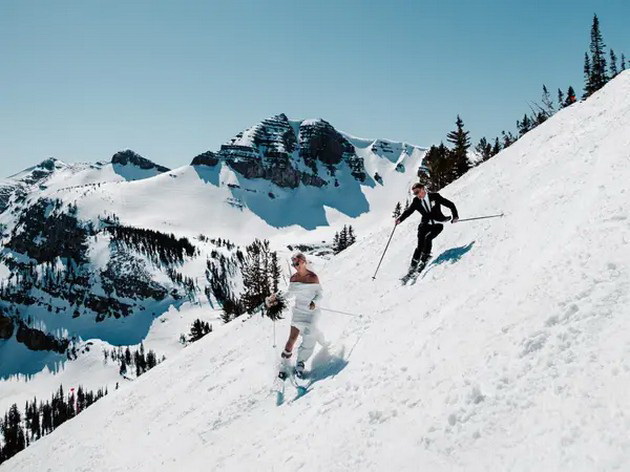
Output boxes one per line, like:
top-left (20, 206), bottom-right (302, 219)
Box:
top-left (319, 307), bottom-right (363, 318)
top-left (372, 224), bottom-right (397, 280)
top-left (453, 213), bottom-right (504, 223)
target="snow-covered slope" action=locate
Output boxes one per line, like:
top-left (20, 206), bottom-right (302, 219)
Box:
top-left (64, 117), bottom-right (424, 243)
top-left (0, 152), bottom-right (169, 214)
top-left (3, 73), bottom-right (630, 471)
top-left (0, 117), bottom-right (424, 421)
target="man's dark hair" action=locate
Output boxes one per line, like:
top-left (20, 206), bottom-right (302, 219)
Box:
top-left (411, 183), bottom-right (425, 191)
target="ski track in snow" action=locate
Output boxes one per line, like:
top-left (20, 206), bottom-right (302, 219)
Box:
top-left (2, 73), bottom-right (630, 471)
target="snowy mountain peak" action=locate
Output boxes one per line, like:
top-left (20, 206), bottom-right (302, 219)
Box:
top-left (190, 150), bottom-right (218, 167)
top-left (34, 157), bottom-right (63, 171)
top-left (193, 114), bottom-right (424, 190)
top-left (110, 149), bottom-right (170, 173)
top-left (6, 157), bottom-right (67, 184)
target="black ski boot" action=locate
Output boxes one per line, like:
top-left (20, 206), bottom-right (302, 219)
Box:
top-left (295, 361), bottom-right (306, 379)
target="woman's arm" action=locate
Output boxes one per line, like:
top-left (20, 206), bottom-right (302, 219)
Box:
top-left (309, 275), bottom-right (323, 309)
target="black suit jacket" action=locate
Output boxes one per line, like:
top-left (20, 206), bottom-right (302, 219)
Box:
top-left (399, 192), bottom-right (459, 225)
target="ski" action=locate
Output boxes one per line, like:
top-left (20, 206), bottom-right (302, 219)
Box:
top-left (400, 268), bottom-right (418, 285)
top-left (289, 373), bottom-right (309, 401)
top-left (406, 267), bottom-right (424, 285)
top-left (401, 260), bottom-right (427, 285)
top-left (272, 372), bottom-right (288, 406)
top-left (272, 370), bottom-right (309, 405)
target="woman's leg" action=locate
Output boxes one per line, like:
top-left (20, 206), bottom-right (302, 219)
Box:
top-left (297, 326), bottom-right (317, 365)
top-left (282, 326), bottom-right (300, 358)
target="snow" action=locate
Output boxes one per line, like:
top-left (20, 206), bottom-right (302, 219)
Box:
top-left (3, 72), bottom-right (630, 470)
top-left (0, 302), bottom-right (222, 414)
top-left (1, 159), bottom-right (164, 195)
top-left (57, 132), bottom-right (424, 245)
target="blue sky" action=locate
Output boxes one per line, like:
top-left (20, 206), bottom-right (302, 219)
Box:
top-left (1, 0), bottom-right (628, 177)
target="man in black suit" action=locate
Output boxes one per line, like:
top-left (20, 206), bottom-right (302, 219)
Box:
top-left (395, 183), bottom-right (459, 272)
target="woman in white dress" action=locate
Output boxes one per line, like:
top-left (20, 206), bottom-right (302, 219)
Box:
top-left (266, 252), bottom-right (324, 379)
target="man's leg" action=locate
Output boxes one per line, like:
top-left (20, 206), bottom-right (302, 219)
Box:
top-left (412, 224), bottom-right (431, 266)
top-left (421, 224), bottom-right (444, 261)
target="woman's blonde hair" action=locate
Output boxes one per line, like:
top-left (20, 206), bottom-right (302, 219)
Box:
top-left (291, 252), bottom-right (307, 263)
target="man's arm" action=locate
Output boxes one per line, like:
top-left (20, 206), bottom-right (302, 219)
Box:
top-left (396, 198), bottom-right (419, 224)
top-left (436, 193), bottom-right (459, 221)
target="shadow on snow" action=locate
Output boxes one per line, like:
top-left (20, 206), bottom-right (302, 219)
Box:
top-left (420, 241), bottom-right (476, 279)
top-left (193, 163), bottom-right (370, 230)
top-left (298, 344), bottom-right (349, 397)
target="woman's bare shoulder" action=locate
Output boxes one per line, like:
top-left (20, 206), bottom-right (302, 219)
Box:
top-left (291, 272), bottom-right (320, 284)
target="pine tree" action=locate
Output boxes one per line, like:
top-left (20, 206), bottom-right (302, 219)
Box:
top-left (40, 402), bottom-right (52, 435)
top-left (583, 52), bottom-right (592, 98)
top-left (621, 53), bottom-right (626, 71)
top-left (475, 137), bottom-right (492, 162)
top-left (332, 232), bottom-right (340, 253)
top-left (501, 130), bottom-right (516, 148)
top-left (564, 86), bottom-right (577, 107)
top-left (541, 85), bottom-right (554, 116)
top-left (588, 14), bottom-right (608, 93)
top-left (77, 386), bottom-right (86, 413)
top-left (0, 404), bottom-right (26, 461)
top-left (240, 239), bottom-right (276, 313)
top-left (609, 49), bottom-right (618, 77)
top-left (220, 310), bottom-right (231, 324)
top-left (270, 252), bottom-right (281, 293)
top-left (189, 319), bottom-right (212, 342)
top-left (146, 350), bottom-right (157, 369)
top-left (491, 137), bottom-right (501, 157)
top-left (189, 319), bottom-right (204, 342)
top-left (347, 226), bottom-right (356, 246)
top-left (445, 115), bottom-right (471, 179)
top-left (533, 110), bottom-right (547, 126)
top-left (517, 114), bottom-right (532, 137)
top-left (557, 88), bottom-right (565, 108)
top-left (339, 226), bottom-right (348, 252)
top-left (124, 347), bottom-right (131, 366)
top-left (392, 202), bottom-right (402, 218)
top-left (423, 143), bottom-right (453, 190)
top-left (67, 391), bottom-right (76, 420)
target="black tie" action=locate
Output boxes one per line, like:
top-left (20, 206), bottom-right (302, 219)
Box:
top-left (423, 198), bottom-right (430, 215)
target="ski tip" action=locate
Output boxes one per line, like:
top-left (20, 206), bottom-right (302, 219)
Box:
top-left (276, 391), bottom-right (285, 406)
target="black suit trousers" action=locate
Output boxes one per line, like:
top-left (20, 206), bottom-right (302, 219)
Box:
top-left (412, 223), bottom-right (444, 264)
